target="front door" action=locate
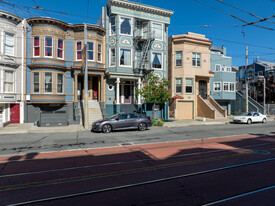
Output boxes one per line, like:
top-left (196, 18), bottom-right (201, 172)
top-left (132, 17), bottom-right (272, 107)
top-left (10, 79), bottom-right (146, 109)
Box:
top-left (92, 77), bottom-right (98, 100)
top-left (199, 80), bottom-right (207, 99)
top-left (124, 85), bottom-right (131, 104)
top-left (10, 104), bottom-right (20, 123)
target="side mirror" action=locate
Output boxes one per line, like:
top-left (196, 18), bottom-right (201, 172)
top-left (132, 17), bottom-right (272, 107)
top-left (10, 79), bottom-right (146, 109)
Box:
top-left (115, 117), bottom-right (119, 121)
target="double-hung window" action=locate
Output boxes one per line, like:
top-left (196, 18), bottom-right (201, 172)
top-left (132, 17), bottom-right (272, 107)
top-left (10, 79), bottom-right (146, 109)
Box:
top-left (192, 53), bottom-right (201, 67)
top-left (32, 72), bottom-right (40, 93)
top-left (152, 52), bottom-right (162, 69)
top-left (110, 48), bottom-right (116, 67)
top-left (4, 33), bottom-right (14, 56)
top-left (57, 39), bottom-right (64, 59)
top-left (87, 42), bottom-right (94, 61)
top-left (214, 82), bottom-right (221, 91)
top-left (215, 64), bottom-right (221, 71)
top-left (120, 17), bottom-right (131, 35)
top-left (98, 44), bottom-right (102, 62)
top-left (229, 82), bottom-right (235, 91)
top-left (44, 72), bottom-right (53, 93)
top-left (57, 73), bottom-right (64, 94)
top-left (120, 48), bottom-right (131, 67)
top-left (152, 23), bottom-right (162, 40)
top-left (175, 78), bottom-right (182, 94)
top-left (33, 36), bottom-right (40, 57)
top-left (76, 41), bottom-right (82, 60)
top-left (223, 82), bottom-right (229, 91)
top-left (185, 78), bottom-right (193, 94)
top-left (44, 37), bottom-right (53, 57)
top-left (175, 51), bottom-right (182, 67)
top-left (110, 17), bottom-right (116, 35)
top-left (4, 71), bottom-right (14, 93)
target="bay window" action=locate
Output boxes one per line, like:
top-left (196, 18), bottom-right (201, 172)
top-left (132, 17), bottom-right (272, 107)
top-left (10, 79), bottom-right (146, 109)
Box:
top-left (185, 78), bottom-right (193, 94)
top-left (223, 82), bottom-right (229, 91)
top-left (57, 39), bottom-right (64, 59)
top-left (110, 16), bottom-right (116, 35)
top-left (230, 82), bottom-right (235, 91)
top-left (57, 73), bottom-right (64, 94)
top-left (152, 23), bottom-right (162, 40)
top-left (4, 71), bottom-right (14, 93)
top-left (33, 36), bottom-right (40, 57)
top-left (32, 72), bottom-right (40, 93)
top-left (76, 41), bottom-right (82, 60)
top-left (110, 48), bottom-right (116, 67)
top-left (120, 48), bottom-right (131, 66)
top-left (152, 52), bottom-right (162, 69)
top-left (98, 43), bottom-right (102, 62)
top-left (175, 51), bottom-right (182, 67)
top-left (44, 37), bottom-right (53, 57)
top-left (44, 72), bottom-right (53, 93)
top-left (120, 17), bottom-right (131, 35)
top-left (87, 42), bottom-right (94, 61)
top-left (4, 33), bottom-right (14, 56)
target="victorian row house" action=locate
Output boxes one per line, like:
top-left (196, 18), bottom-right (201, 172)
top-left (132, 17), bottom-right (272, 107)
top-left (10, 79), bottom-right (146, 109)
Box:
top-left (0, 10), bottom-right (24, 127)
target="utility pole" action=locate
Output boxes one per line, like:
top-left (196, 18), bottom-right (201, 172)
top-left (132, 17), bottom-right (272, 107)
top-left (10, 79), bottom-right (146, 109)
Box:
top-left (245, 46), bottom-right (249, 112)
top-left (84, 24), bottom-right (89, 129)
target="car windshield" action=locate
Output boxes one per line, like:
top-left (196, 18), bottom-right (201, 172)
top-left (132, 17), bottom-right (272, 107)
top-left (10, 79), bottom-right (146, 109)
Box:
top-left (240, 112), bottom-right (253, 116)
top-left (109, 114), bottom-right (118, 119)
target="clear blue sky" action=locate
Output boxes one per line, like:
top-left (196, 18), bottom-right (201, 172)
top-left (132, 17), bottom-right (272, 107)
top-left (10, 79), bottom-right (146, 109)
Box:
top-left (1, 0), bottom-right (275, 66)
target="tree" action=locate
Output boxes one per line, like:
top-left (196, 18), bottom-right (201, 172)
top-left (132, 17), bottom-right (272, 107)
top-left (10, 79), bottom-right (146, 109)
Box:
top-left (136, 73), bottom-right (171, 119)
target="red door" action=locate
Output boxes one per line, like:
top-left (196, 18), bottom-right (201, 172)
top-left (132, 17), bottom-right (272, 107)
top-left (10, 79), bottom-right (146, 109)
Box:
top-left (10, 104), bottom-right (20, 124)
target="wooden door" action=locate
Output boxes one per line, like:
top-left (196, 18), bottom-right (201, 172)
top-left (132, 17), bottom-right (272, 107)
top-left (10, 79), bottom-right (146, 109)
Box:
top-left (10, 104), bottom-right (20, 123)
top-left (199, 80), bottom-right (207, 99)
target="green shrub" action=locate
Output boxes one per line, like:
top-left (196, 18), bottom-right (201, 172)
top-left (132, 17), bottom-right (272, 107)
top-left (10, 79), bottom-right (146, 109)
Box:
top-left (152, 119), bottom-right (164, 127)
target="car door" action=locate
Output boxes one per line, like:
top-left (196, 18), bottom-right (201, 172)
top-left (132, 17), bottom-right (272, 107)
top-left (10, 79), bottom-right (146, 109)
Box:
top-left (127, 113), bottom-right (139, 128)
top-left (252, 112), bottom-right (260, 122)
top-left (113, 113), bottom-right (129, 130)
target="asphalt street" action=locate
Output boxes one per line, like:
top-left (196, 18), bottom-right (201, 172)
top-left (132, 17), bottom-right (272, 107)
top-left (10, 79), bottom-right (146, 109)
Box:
top-left (0, 122), bottom-right (274, 156)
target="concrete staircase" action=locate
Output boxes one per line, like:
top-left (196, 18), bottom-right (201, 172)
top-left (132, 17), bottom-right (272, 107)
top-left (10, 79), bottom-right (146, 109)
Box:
top-left (79, 100), bottom-right (103, 128)
top-left (204, 99), bottom-right (226, 119)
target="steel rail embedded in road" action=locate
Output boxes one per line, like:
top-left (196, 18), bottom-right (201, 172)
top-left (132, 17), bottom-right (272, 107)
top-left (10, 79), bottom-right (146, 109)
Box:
top-left (7, 157), bottom-right (275, 206)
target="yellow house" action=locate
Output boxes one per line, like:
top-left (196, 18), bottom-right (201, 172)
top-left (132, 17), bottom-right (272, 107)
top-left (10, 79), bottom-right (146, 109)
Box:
top-left (168, 32), bottom-right (226, 120)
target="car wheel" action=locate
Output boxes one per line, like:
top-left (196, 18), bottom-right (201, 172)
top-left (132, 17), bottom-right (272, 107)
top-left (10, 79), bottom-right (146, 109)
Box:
top-left (247, 119), bottom-right (252, 125)
top-left (138, 123), bottom-right (147, 131)
top-left (102, 124), bottom-right (112, 133)
top-left (262, 118), bottom-right (267, 123)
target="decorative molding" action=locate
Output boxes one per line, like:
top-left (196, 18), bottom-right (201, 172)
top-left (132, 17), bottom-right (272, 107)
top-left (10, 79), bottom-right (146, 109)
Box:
top-left (109, 36), bottom-right (116, 46)
top-left (120, 36), bottom-right (132, 47)
top-left (152, 42), bottom-right (163, 50)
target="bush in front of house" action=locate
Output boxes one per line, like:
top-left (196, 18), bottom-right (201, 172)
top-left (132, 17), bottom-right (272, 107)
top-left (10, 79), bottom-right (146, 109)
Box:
top-left (152, 119), bottom-right (164, 127)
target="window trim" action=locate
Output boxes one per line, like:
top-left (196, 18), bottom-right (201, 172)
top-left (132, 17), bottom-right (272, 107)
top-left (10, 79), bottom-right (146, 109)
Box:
top-left (44, 36), bottom-right (53, 58)
top-left (56, 73), bottom-right (64, 94)
top-left (151, 51), bottom-right (163, 70)
top-left (151, 22), bottom-right (163, 41)
top-left (175, 78), bottom-right (182, 94)
top-left (109, 16), bottom-right (116, 36)
top-left (76, 41), bottom-right (82, 61)
top-left (57, 38), bottom-right (64, 60)
top-left (3, 70), bottom-right (14, 93)
top-left (223, 82), bottom-right (235, 92)
top-left (33, 36), bottom-right (40, 57)
top-left (87, 41), bottom-right (94, 61)
top-left (43, 72), bottom-right (53, 94)
top-left (175, 51), bottom-right (182, 67)
top-left (213, 82), bottom-right (221, 92)
top-left (185, 78), bottom-right (193, 94)
top-left (192, 52), bottom-right (201, 67)
top-left (215, 64), bottom-right (221, 72)
top-left (109, 47), bottom-right (116, 67)
top-left (32, 72), bottom-right (40, 94)
top-left (4, 32), bottom-right (15, 56)
top-left (119, 16), bottom-right (132, 36)
top-left (98, 43), bottom-right (102, 63)
top-left (119, 48), bottom-right (132, 67)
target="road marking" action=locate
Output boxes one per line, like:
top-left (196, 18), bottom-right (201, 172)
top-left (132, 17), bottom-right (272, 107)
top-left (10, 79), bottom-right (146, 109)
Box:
top-left (202, 185), bottom-right (275, 206)
top-left (7, 157), bottom-right (275, 206)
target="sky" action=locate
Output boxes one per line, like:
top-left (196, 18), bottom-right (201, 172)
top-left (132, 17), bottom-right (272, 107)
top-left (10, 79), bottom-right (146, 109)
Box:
top-left (1, 0), bottom-right (275, 66)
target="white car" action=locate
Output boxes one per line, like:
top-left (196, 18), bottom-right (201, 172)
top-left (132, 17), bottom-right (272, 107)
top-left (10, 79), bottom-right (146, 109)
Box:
top-left (233, 112), bottom-right (267, 124)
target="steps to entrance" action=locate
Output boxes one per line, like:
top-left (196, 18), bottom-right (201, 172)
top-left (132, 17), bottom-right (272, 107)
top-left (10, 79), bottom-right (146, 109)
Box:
top-left (204, 99), bottom-right (226, 119)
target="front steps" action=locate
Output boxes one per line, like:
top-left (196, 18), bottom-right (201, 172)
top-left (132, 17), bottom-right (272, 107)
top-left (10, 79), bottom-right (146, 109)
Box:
top-left (79, 100), bottom-right (103, 129)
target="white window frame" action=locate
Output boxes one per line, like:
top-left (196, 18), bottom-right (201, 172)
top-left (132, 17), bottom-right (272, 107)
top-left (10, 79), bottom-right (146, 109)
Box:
top-left (44, 36), bottom-right (53, 58)
top-left (185, 78), bottom-right (193, 94)
top-left (152, 22), bottom-right (163, 41)
top-left (223, 82), bottom-right (229, 91)
top-left (87, 41), bottom-right (94, 61)
top-left (213, 82), bottom-right (221, 92)
top-left (98, 43), bottom-right (102, 63)
top-left (76, 41), bottom-right (82, 61)
top-left (175, 78), bottom-right (182, 94)
top-left (119, 48), bottom-right (132, 67)
top-left (3, 70), bottom-right (14, 93)
top-left (215, 64), bottom-right (221, 72)
top-left (33, 36), bottom-right (40, 57)
top-left (56, 73), bottom-right (64, 94)
top-left (43, 72), bottom-right (53, 94)
top-left (119, 16), bottom-right (132, 36)
top-left (192, 52), bottom-right (201, 67)
top-left (110, 48), bottom-right (116, 67)
top-left (151, 52), bottom-right (163, 70)
top-left (229, 82), bottom-right (235, 92)
top-left (32, 72), bottom-right (40, 93)
top-left (4, 32), bottom-right (15, 56)
top-left (109, 16), bottom-right (116, 36)
top-left (175, 51), bottom-right (182, 67)
top-left (226, 67), bottom-right (232, 72)
top-left (57, 38), bottom-right (64, 60)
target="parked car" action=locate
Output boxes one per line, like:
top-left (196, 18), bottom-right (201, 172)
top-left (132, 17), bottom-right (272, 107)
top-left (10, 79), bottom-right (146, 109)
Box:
top-left (91, 113), bottom-right (152, 133)
top-left (233, 112), bottom-right (267, 124)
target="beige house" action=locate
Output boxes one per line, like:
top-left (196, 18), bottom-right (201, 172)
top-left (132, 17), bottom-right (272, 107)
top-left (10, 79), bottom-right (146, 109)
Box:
top-left (168, 32), bottom-right (226, 120)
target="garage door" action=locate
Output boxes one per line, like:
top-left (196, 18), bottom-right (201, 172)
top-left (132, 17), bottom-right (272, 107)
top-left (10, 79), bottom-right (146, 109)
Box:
top-left (177, 101), bottom-right (193, 119)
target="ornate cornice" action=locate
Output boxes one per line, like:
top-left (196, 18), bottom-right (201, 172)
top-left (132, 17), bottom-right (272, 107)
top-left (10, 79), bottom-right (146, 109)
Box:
top-left (0, 10), bottom-right (23, 24)
top-left (27, 64), bottom-right (69, 71)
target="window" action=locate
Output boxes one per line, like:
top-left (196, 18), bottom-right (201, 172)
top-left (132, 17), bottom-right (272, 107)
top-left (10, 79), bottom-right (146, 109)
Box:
top-left (175, 51), bottom-right (182, 67)
top-left (185, 78), bottom-right (193, 94)
top-left (152, 23), bottom-right (162, 40)
top-left (175, 78), bottom-right (182, 94)
top-left (223, 82), bottom-right (229, 91)
top-left (129, 113), bottom-right (138, 119)
top-left (57, 39), bottom-right (64, 59)
top-left (120, 17), bottom-right (131, 35)
top-left (33, 36), bottom-right (40, 57)
top-left (118, 113), bottom-right (128, 119)
top-left (215, 64), bottom-right (221, 71)
top-left (120, 48), bottom-right (131, 67)
top-left (229, 82), bottom-right (235, 92)
top-left (44, 73), bottom-right (53, 93)
top-left (76, 41), bottom-right (82, 60)
top-left (152, 52), bottom-right (162, 69)
top-left (192, 53), bottom-right (201, 67)
top-left (110, 16), bottom-right (116, 35)
top-left (57, 73), bottom-right (64, 94)
top-left (214, 82), bottom-right (221, 91)
top-left (87, 42), bottom-right (94, 61)
top-left (4, 71), bottom-right (14, 93)
top-left (4, 33), bottom-right (14, 56)
top-left (226, 67), bottom-right (231, 72)
top-left (98, 43), bottom-right (102, 62)
top-left (32, 72), bottom-right (40, 93)
top-left (110, 48), bottom-right (116, 67)
top-left (44, 37), bottom-right (53, 57)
